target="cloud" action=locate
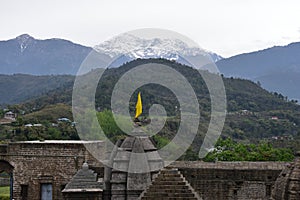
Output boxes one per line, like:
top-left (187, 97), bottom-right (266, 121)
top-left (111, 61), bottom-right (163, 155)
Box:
top-left (281, 36), bottom-right (292, 40)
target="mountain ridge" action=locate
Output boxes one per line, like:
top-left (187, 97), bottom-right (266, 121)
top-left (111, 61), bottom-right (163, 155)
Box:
top-left (1, 34), bottom-right (300, 101)
top-left (95, 33), bottom-right (223, 62)
top-left (4, 59), bottom-right (300, 153)
top-left (217, 41), bottom-right (300, 100)
top-left (0, 34), bottom-right (223, 75)
top-left (0, 34), bottom-right (94, 75)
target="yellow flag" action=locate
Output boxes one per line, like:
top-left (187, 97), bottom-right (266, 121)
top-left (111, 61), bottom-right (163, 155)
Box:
top-left (135, 92), bottom-right (142, 118)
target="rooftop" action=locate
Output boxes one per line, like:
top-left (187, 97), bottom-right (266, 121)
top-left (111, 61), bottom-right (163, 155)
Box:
top-left (62, 162), bottom-right (103, 193)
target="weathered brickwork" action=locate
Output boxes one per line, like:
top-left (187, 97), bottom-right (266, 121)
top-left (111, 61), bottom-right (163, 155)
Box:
top-left (170, 161), bottom-right (287, 200)
top-left (271, 156), bottom-right (300, 199)
top-left (0, 141), bottom-right (104, 200)
top-left (140, 168), bottom-right (201, 200)
top-left (1, 141), bottom-right (299, 200)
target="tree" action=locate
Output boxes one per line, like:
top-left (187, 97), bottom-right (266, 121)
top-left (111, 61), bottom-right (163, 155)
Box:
top-left (203, 138), bottom-right (294, 162)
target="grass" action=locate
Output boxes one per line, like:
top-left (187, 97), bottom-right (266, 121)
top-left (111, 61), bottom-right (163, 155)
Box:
top-left (0, 186), bottom-right (10, 200)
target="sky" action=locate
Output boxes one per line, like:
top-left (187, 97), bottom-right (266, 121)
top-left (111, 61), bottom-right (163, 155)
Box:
top-left (1, 0), bottom-right (300, 58)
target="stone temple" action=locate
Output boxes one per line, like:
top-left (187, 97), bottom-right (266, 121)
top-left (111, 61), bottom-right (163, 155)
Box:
top-left (0, 131), bottom-right (299, 199)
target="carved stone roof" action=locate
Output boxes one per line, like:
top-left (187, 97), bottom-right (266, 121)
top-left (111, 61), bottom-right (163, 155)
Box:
top-left (62, 162), bottom-right (102, 193)
top-left (271, 156), bottom-right (300, 199)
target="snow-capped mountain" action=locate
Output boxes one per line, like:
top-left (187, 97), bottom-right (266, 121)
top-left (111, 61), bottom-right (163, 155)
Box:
top-left (95, 33), bottom-right (223, 64)
top-left (0, 34), bottom-right (222, 75)
top-left (16, 34), bottom-right (36, 53)
top-left (0, 34), bottom-right (96, 75)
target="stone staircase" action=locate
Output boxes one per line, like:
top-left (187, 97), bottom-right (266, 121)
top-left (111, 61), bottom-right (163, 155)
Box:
top-left (139, 168), bottom-right (202, 200)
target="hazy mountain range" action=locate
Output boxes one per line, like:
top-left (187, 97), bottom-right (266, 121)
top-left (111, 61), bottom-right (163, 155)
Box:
top-left (3, 59), bottom-right (300, 151)
top-left (216, 42), bottom-right (300, 100)
top-left (0, 34), bottom-right (94, 75)
top-left (0, 34), bottom-right (222, 75)
top-left (0, 34), bottom-right (300, 100)
top-left (95, 33), bottom-right (223, 67)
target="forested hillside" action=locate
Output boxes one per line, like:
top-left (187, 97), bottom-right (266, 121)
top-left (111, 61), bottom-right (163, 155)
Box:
top-left (0, 74), bottom-right (74, 104)
top-left (1, 59), bottom-right (300, 159)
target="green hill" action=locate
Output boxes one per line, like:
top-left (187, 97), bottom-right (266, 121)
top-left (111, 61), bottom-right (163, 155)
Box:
top-left (23, 103), bottom-right (73, 123)
top-left (1, 59), bottom-right (300, 154)
top-left (0, 74), bottom-right (74, 105)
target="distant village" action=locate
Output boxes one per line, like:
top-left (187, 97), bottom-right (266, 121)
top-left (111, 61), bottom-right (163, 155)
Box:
top-left (0, 110), bottom-right (74, 127)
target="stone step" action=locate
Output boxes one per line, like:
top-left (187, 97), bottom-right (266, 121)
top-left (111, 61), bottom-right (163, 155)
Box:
top-left (141, 197), bottom-right (198, 200)
top-left (160, 169), bottom-right (179, 174)
top-left (139, 168), bottom-right (201, 200)
top-left (153, 181), bottom-right (186, 185)
top-left (148, 185), bottom-right (190, 190)
top-left (158, 173), bottom-right (183, 177)
top-left (142, 192), bottom-right (196, 197)
top-left (145, 189), bottom-right (195, 193)
top-left (154, 177), bottom-right (185, 182)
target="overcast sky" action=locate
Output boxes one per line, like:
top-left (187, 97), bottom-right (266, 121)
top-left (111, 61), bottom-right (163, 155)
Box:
top-left (1, 0), bottom-right (300, 57)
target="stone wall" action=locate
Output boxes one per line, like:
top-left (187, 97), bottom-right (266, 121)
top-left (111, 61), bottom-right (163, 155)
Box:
top-left (271, 157), bottom-right (300, 199)
top-left (0, 141), bottom-right (294, 200)
top-left (171, 161), bottom-right (287, 200)
top-left (63, 192), bottom-right (102, 200)
top-left (0, 141), bottom-right (104, 200)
